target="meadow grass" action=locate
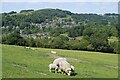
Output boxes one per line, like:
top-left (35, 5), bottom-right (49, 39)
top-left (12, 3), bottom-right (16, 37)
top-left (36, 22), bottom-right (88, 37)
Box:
top-left (0, 44), bottom-right (2, 79)
top-left (1, 44), bottom-right (118, 78)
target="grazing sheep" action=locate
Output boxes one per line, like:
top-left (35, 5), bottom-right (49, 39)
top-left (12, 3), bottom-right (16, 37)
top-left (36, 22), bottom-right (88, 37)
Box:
top-left (48, 63), bottom-right (58, 73)
top-left (59, 60), bottom-right (73, 76)
top-left (49, 58), bottom-right (75, 76)
top-left (53, 58), bottom-right (67, 73)
top-left (25, 47), bottom-right (30, 49)
top-left (53, 58), bottom-right (66, 67)
top-left (51, 51), bottom-right (57, 54)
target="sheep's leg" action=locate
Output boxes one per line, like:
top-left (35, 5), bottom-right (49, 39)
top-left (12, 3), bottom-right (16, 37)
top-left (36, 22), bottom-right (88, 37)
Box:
top-left (63, 72), bottom-right (66, 75)
top-left (63, 71), bottom-right (67, 75)
top-left (54, 68), bottom-right (57, 73)
top-left (49, 69), bottom-right (51, 72)
top-left (62, 71), bottom-right (65, 75)
top-left (55, 70), bottom-right (57, 73)
top-left (57, 69), bottom-right (61, 73)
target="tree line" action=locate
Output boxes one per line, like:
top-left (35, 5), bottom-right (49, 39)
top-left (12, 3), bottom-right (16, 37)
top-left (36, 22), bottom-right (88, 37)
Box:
top-left (2, 29), bottom-right (118, 53)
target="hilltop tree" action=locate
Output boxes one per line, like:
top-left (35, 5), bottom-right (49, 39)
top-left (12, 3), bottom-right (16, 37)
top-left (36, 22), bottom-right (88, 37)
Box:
top-left (8, 11), bottom-right (17, 14)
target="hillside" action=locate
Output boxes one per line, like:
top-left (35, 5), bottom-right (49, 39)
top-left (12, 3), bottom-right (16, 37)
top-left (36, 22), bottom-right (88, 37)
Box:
top-left (1, 8), bottom-right (119, 54)
top-left (2, 44), bottom-right (118, 78)
top-left (1, 8), bottom-right (118, 34)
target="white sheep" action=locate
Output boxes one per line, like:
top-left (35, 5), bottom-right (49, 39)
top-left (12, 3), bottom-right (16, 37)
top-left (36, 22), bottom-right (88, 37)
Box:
top-left (59, 60), bottom-right (72, 76)
top-left (51, 51), bottom-right (57, 54)
top-left (25, 47), bottom-right (30, 49)
top-left (53, 58), bottom-right (67, 73)
top-left (53, 58), bottom-right (66, 67)
top-left (48, 63), bottom-right (58, 73)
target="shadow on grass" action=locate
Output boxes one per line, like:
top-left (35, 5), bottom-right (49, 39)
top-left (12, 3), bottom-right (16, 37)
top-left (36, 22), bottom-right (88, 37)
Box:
top-left (70, 72), bottom-right (77, 76)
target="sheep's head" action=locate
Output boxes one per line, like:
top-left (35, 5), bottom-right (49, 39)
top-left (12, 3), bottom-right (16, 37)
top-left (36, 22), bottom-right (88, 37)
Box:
top-left (66, 68), bottom-right (72, 76)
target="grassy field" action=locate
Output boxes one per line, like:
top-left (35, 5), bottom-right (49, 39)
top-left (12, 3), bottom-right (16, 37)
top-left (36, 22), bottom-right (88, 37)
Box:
top-left (0, 44), bottom-right (2, 79)
top-left (2, 44), bottom-right (118, 78)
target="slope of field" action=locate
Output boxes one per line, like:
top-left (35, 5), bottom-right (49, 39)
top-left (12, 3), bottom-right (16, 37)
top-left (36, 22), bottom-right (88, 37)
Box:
top-left (2, 44), bottom-right (118, 78)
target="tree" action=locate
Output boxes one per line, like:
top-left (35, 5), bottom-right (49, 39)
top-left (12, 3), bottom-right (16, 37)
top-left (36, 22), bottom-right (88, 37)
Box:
top-left (2, 31), bottom-right (26, 46)
top-left (68, 25), bottom-right (84, 38)
top-left (89, 31), bottom-right (113, 52)
top-left (83, 27), bottom-right (96, 37)
top-left (8, 11), bottom-right (17, 14)
top-left (115, 17), bottom-right (120, 53)
top-left (79, 36), bottom-right (91, 50)
top-left (26, 38), bottom-right (36, 47)
top-left (49, 28), bottom-right (61, 37)
top-left (49, 36), bottom-right (68, 49)
top-left (20, 9), bottom-right (34, 13)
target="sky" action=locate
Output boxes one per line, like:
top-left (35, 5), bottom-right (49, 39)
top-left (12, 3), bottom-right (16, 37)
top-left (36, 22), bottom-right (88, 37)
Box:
top-left (1, 1), bottom-right (119, 14)
top-left (2, 0), bottom-right (120, 2)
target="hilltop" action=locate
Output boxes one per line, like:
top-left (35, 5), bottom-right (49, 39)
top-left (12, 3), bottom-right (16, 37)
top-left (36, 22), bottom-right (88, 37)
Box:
top-left (2, 8), bottom-right (118, 34)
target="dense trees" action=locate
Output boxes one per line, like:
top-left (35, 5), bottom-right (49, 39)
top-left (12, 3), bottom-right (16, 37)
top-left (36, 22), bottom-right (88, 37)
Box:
top-left (1, 9), bottom-right (118, 34)
top-left (89, 31), bottom-right (112, 52)
top-left (20, 9), bottom-right (34, 13)
top-left (68, 25), bottom-right (84, 37)
top-left (2, 31), bottom-right (26, 46)
top-left (49, 36), bottom-right (65, 49)
top-left (1, 8), bottom-right (119, 53)
top-left (2, 31), bottom-right (117, 53)
top-left (8, 11), bottom-right (17, 14)
top-left (115, 15), bottom-right (120, 54)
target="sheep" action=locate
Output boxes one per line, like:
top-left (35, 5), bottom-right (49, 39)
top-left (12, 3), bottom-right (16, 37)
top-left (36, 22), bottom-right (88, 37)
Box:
top-left (51, 51), bottom-right (57, 54)
top-left (58, 60), bottom-right (73, 76)
top-left (48, 63), bottom-right (58, 73)
top-left (25, 47), bottom-right (30, 49)
top-left (53, 58), bottom-right (67, 73)
top-left (53, 58), bottom-right (66, 67)
top-left (50, 58), bottom-right (75, 76)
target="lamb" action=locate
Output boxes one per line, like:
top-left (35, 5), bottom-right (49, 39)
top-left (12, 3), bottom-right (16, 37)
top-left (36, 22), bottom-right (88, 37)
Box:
top-left (48, 63), bottom-right (58, 73)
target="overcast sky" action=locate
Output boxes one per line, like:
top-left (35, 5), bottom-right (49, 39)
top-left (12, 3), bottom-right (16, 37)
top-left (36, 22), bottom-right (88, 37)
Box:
top-left (1, 1), bottom-right (119, 14)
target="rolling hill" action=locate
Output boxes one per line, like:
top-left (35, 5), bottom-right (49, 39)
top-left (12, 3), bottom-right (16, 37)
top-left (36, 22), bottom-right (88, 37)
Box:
top-left (1, 8), bottom-right (118, 34)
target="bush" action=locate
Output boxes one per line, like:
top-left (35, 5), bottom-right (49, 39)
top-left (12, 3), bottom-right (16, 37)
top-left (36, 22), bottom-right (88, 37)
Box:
top-left (79, 38), bottom-right (90, 50)
top-left (2, 32), bottom-right (26, 46)
top-left (109, 41), bottom-right (118, 53)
